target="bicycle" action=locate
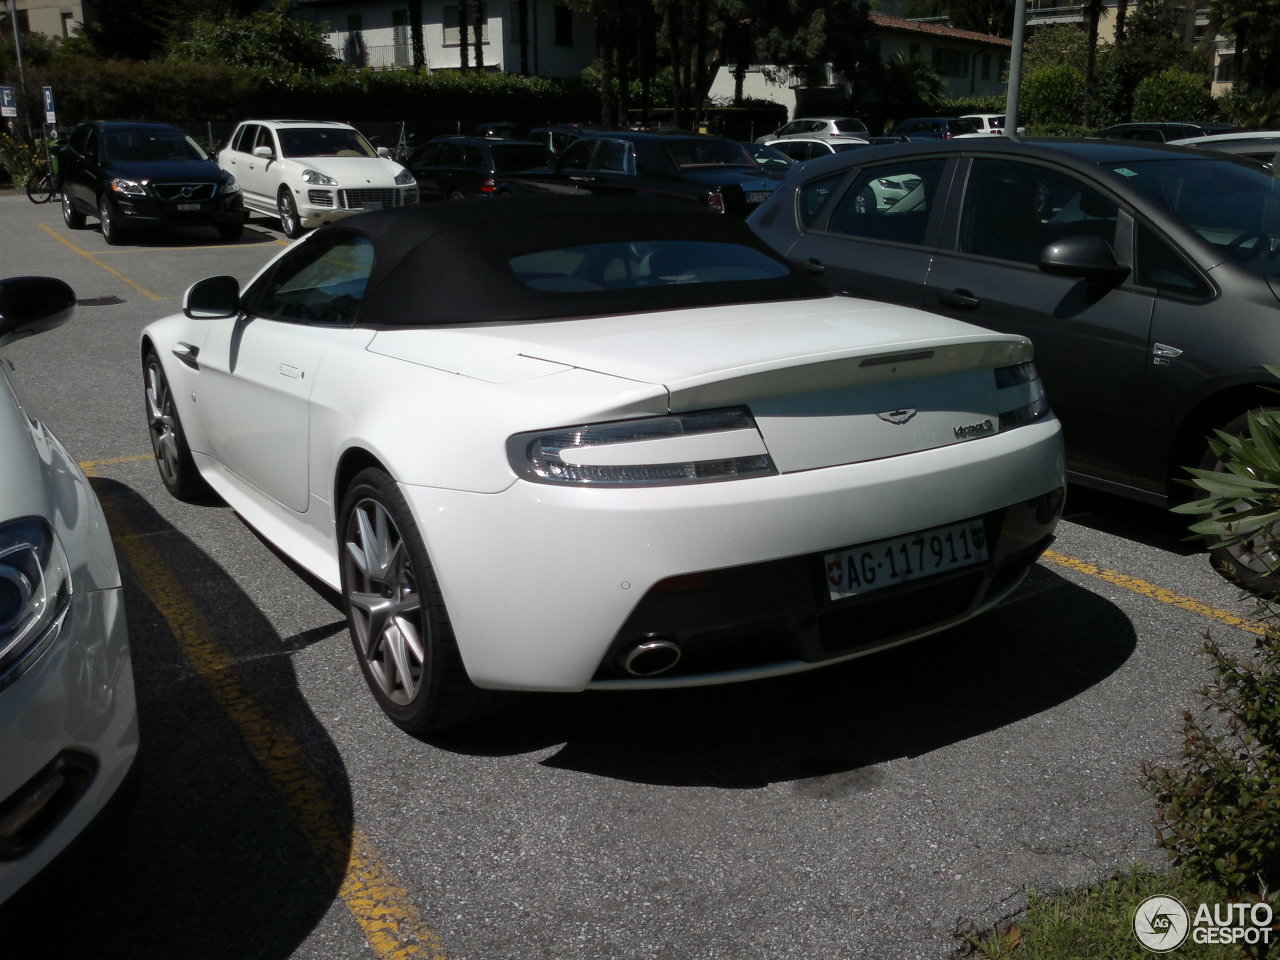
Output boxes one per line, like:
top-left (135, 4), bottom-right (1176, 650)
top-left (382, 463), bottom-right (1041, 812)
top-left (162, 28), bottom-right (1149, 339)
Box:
top-left (25, 164), bottom-right (56, 204)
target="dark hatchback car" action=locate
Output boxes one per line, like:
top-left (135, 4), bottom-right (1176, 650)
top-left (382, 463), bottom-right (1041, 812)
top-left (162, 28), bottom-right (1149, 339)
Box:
top-left (59, 120), bottom-right (244, 244)
top-left (409, 136), bottom-right (548, 200)
top-left (1097, 121), bottom-right (1241, 143)
top-left (498, 130), bottom-right (779, 217)
top-left (749, 137), bottom-right (1280, 585)
top-left (889, 117), bottom-right (980, 140)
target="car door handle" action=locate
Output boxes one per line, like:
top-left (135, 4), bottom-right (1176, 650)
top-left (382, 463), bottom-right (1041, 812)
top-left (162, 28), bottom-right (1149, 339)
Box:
top-left (799, 258), bottom-right (825, 276)
top-left (937, 289), bottom-right (981, 309)
top-left (568, 175), bottom-right (596, 183)
top-left (172, 342), bottom-right (200, 370)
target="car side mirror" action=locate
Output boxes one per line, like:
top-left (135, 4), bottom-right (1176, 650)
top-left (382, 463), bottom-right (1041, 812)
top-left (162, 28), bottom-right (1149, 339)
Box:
top-left (376, 146), bottom-right (392, 158)
top-left (184, 275), bottom-right (240, 320)
top-left (253, 145), bottom-right (274, 160)
top-left (0, 276), bottom-right (76, 347)
top-left (1038, 235), bottom-right (1131, 285)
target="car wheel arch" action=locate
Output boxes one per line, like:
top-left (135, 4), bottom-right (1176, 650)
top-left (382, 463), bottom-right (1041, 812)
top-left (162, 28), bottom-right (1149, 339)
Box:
top-left (1170, 383), bottom-right (1279, 500)
top-left (333, 446), bottom-right (391, 521)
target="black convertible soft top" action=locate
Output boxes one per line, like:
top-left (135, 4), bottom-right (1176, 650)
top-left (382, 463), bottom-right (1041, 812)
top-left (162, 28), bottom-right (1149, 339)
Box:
top-left (316, 196), bottom-right (830, 326)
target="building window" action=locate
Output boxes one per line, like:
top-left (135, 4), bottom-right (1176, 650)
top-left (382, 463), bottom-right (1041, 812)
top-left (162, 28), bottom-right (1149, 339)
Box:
top-left (1215, 53), bottom-right (1235, 83)
top-left (932, 47), bottom-right (970, 78)
top-left (979, 53), bottom-right (991, 80)
top-left (392, 9), bottom-right (410, 66)
top-left (444, 4), bottom-right (489, 45)
top-left (554, 5), bottom-right (572, 46)
top-left (344, 13), bottom-right (367, 66)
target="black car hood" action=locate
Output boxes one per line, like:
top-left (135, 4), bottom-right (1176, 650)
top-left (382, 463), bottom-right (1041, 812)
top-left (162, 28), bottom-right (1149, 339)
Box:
top-left (102, 159), bottom-right (226, 182)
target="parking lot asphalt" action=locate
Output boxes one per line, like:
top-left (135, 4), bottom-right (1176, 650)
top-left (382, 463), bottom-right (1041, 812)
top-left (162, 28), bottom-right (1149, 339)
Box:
top-left (0, 192), bottom-right (1263, 959)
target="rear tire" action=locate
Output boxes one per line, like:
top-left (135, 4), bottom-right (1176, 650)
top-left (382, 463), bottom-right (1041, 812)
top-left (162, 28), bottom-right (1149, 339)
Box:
top-left (1199, 409), bottom-right (1280, 594)
top-left (339, 468), bottom-right (498, 732)
top-left (98, 195), bottom-right (122, 245)
top-left (62, 192), bottom-right (86, 229)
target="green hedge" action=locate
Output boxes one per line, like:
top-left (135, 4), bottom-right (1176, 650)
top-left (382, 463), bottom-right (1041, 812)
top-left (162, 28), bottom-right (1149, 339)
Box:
top-left (12, 57), bottom-right (599, 139)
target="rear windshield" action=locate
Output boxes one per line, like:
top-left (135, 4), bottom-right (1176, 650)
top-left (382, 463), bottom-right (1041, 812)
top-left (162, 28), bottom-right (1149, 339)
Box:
top-left (664, 139), bottom-right (755, 170)
top-left (102, 129), bottom-right (208, 163)
top-left (491, 143), bottom-right (549, 173)
top-left (951, 119), bottom-right (978, 134)
top-left (1102, 156), bottom-right (1280, 277)
top-left (833, 119), bottom-right (869, 135)
top-left (279, 127), bottom-right (377, 159)
top-left (511, 240), bottom-right (790, 292)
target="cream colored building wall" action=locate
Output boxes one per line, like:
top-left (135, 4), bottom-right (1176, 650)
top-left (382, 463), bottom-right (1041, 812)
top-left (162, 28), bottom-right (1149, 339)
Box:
top-left (13, 0), bottom-right (86, 37)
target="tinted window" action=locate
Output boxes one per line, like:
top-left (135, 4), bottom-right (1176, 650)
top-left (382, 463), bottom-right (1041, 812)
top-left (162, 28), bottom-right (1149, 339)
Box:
top-left (1135, 223), bottom-right (1213, 299)
top-left (832, 119), bottom-right (868, 135)
top-left (1101, 156), bottom-right (1280, 278)
top-left (959, 158), bottom-right (1118, 265)
top-left (249, 236), bottom-right (375, 325)
top-left (558, 140), bottom-right (594, 172)
top-left (664, 138), bottom-right (754, 169)
top-left (511, 241), bottom-right (788, 292)
top-left (800, 174), bottom-right (845, 227)
top-left (278, 126), bottom-right (376, 158)
top-left (490, 143), bottom-right (547, 172)
top-left (102, 127), bottom-right (207, 162)
top-left (825, 158), bottom-right (947, 246)
top-left (593, 140), bottom-right (635, 174)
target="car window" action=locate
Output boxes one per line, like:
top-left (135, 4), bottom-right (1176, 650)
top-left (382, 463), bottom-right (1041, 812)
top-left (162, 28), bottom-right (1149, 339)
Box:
top-left (247, 235), bottom-right (375, 326)
top-left (825, 158), bottom-right (947, 246)
top-left (253, 126), bottom-right (275, 155)
top-left (1135, 223), bottom-right (1213, 299)
top-left (460, 144), bottom-right (483, 168)
top-left (664, 138), bottom-right (754, 169)
top-left (510, 240), bottom-right (789, 292)
top-left (1100, 156), bottom-right (1280, 277)
top-left (278, 126), bottom-right (376, 159)
top-left (593, 140), bottom-right (636, 175)
top-left (558, 140), bottom-right (595, 172)
top-left (491, 143), bottom-right (548, 173)
top-left (414, 142), bottom-right (441, 165)
top-left (101, 128), bottom-right (207, 163)
top-left (799, 174), bottom-right (845, 227)
top-left (958, 159), bottom-right (1118, 265)
top-left (69, 123), bottom-right (92, 154)
top-left (832, 119), bottom-right (868, 135)
top-left (951, 119), bottom-right (977, 135)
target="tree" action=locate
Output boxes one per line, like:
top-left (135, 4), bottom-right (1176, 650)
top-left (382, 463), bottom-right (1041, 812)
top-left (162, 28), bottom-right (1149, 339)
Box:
top-left (1131, 66), bottom-right (1217, 121)
top-left (1207, 0), bottom-right (1280, 96)
top-left (80, 0), bottom-right (263, 61)
top-left (408, 0), bottom-right (425, 71)
top-left (1020, 62), bottom-right (1086, 132)
top-left (166, 2), bottom-right (336, 74)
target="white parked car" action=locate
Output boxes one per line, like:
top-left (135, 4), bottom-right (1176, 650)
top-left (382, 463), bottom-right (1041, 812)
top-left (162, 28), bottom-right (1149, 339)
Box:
top-left (757, 117), bottom-right (870, 143)
top-left (217, 119), bottom-right (418, 238)
top-left (140, 197), bottom-right (1065, 732)
top-left (1, 277), bottom-right (138, 905)
top-left (761, 136), bottom-right (870, 163)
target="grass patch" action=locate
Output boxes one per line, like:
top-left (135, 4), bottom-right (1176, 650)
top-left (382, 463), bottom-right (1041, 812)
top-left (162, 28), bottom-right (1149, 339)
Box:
top-left (963, 865), bottom-right (1246, 959)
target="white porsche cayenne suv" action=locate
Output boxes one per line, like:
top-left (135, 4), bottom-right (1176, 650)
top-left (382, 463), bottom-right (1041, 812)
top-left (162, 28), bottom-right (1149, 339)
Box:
top-left (1, 277), bottom-right (139, 905)
top-left (140, 197), bottom-right (1064, 733)
top-left (218, 119), bottom-right (418, 238)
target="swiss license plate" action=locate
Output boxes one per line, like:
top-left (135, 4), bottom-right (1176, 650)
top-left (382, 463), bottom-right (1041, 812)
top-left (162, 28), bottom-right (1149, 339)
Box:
top-left (824, 519), bottom-right (988, 601)
top-left (746, 191), bottom-right (770, 204)
top-left (176, 203), bottom-right (200, 211)
top-left (362, 201), bottom-right (383, 211)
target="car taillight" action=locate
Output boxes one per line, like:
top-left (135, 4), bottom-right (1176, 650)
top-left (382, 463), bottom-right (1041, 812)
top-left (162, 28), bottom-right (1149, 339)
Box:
top-left (481, 177), bottom-right (497, 194)
top-left (706, 191), bottom-right (726, 214)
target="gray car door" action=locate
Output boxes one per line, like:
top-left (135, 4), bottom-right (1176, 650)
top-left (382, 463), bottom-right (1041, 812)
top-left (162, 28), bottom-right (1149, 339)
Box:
top-left (773, 156), bottom-right (955, 307)
top-left (922, 155), bottom-right (1156, 493)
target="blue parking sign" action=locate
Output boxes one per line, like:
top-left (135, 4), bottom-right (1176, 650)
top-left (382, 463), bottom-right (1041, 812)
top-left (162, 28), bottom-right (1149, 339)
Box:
top-left (0, 87), bottom-right (15, 119)
top-left (43, 85), bottom-right (56, 124)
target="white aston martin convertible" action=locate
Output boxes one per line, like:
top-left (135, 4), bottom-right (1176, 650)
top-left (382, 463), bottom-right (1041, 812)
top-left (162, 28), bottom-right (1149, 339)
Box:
top-left (141, 197), bottom-right (1065, 732)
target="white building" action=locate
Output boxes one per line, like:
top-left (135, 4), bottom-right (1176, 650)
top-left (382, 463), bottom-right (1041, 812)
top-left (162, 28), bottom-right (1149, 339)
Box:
top-left (293, 0), bottom-right (596, 77)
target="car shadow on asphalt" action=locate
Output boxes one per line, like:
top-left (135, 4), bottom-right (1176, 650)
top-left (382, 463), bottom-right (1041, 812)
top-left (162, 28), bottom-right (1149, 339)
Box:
top-left (91, 223), bottom-right (279, 248)
top-left (1060, 484), bottom-right (1198, 556)
top-left (429, 565), bottom-right (1137, 789)
top-left (0, 479), bottom-right (353, 959)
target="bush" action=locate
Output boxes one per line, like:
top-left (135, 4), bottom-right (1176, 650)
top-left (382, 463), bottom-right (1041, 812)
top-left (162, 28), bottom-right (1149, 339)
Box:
top-left (1131, 67), bottom-right (1219, 122)
top-left (1020, 64), bottom-right (1086, 131)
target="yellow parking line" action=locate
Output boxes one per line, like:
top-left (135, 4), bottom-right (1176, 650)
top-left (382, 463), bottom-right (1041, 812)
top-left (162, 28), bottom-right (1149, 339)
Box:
top-left (38, 223), bottom-right (164, 300)
top-left (84, 462), bottom-right (447, 959)
top-left (1042, 549), bottom-right (1264, 635)
top-left (79, 454), bottom-right (154, 470)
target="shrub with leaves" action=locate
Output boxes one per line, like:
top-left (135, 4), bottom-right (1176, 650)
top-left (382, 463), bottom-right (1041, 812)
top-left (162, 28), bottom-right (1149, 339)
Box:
top-left (1140, 629), bottom-right (1280, 921)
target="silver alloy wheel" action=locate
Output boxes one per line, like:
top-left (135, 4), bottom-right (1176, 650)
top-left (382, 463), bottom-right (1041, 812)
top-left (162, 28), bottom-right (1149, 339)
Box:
top-left (145, 358), bottom-right (181, 486)
top-left (98, 196), bottom-right (115, 241)
top-left (278, 190), bottom-right (300, 238)
top-left (343, 497), bottom-right (425, 706)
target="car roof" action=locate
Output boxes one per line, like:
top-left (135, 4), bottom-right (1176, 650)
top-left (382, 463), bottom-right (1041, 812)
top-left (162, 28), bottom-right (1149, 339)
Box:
top-left (318, 196), bottom-right (828, 326)
top-left (91, 120), bottom-right (187, 132)
top-left (245, 119), bottom-right (358, 130)
top-left (1168, 130), bottom-right (1280, 146)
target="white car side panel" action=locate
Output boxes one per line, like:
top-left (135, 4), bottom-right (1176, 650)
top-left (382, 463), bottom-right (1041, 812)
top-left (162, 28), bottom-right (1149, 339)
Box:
top-left (406, 418), bottom-right (1063, 691)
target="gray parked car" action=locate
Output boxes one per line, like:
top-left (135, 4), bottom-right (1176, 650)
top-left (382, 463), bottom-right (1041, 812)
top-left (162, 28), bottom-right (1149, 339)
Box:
top-left (748, 136), bottom-right (1280, 588)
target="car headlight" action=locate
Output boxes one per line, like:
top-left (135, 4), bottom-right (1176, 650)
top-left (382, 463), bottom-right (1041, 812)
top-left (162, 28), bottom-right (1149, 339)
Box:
top-left (221, 173), bottom-right (241, 195)
top-left (996, 362), bottom-right (1051, 430)
top-left (109, 178), bottom-right (147, 197)
top-left (507, 406), bottom-right (777, 486)
top-left (301, 169), bottom-right (338, 186)
top-left (0, 518), bottom-right (72, 691)
top-left (394, 168), bottom-right (415, 186)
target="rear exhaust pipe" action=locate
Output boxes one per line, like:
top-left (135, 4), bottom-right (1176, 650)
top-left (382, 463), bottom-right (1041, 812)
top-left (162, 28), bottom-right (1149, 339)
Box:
top-left (620, 637), bottom-right (682, 677)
